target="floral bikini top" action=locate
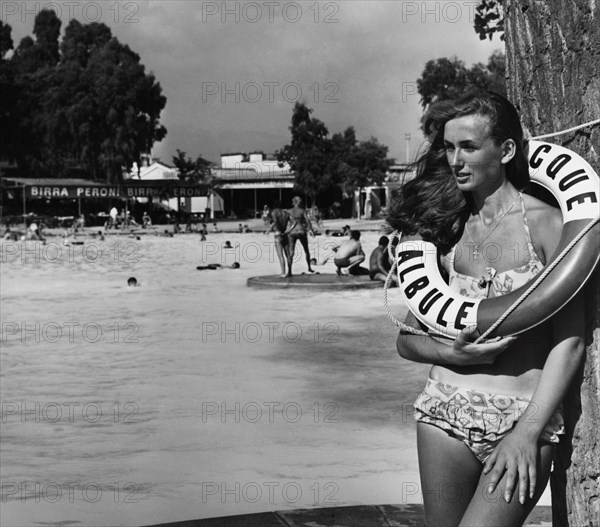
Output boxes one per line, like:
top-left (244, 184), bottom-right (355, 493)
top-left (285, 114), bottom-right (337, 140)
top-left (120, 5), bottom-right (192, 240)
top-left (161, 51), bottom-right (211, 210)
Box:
top-left (447, 194), bottom-right (544, 299)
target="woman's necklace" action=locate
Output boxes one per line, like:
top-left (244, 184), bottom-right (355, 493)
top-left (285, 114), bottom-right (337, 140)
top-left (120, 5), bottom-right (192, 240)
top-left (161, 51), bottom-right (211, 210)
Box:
top-left (465, 193), bottom-right (520, 260)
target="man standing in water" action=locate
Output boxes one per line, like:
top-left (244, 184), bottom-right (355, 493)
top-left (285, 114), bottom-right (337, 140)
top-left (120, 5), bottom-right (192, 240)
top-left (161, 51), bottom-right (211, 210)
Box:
top-left (269, 201), bottom-right (291, 277)
top-left (286, 196), bottom-right (314, 277)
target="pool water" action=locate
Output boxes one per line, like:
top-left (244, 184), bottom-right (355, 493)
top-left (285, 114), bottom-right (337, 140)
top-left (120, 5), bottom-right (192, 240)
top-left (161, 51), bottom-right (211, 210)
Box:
top-left (0, 231), bottom-right (434, 526)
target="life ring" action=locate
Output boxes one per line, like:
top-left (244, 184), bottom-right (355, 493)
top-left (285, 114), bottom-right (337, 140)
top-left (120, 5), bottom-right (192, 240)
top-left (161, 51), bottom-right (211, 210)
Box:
top-left (396, 140), bottom-right (600, 341)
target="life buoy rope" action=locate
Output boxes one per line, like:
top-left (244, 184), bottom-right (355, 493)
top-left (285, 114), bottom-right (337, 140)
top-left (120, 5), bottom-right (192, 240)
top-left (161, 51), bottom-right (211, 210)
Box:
top-left (474, 216), bottom-right (598, 343)
top-left (531, 118), bottom-right (600, 140)
top-left (385, 138), bottom-right (600, 342)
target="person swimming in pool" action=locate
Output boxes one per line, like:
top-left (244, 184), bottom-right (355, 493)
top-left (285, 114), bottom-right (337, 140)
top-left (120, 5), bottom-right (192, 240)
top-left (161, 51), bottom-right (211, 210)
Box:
top-left (196, 262), bottom-right (240, 270)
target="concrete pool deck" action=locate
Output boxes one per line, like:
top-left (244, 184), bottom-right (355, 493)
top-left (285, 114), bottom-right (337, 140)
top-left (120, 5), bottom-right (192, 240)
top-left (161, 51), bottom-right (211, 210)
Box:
top-left (146, 504), bottom-right (553, 526)
top-left (247, 273), bottom-right (385, 290)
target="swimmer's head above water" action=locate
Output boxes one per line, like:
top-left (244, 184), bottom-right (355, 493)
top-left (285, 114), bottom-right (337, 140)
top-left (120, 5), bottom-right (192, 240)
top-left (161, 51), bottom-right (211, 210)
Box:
top-left (127, 277), bottom-right (139, 286)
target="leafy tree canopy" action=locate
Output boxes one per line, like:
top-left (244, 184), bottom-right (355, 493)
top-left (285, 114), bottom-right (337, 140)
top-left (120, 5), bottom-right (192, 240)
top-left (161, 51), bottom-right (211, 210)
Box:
top-left (0, 20), bottom-right (13, 58)
top-left (0, 21), bottom-right (15, 159)
top-left (474, 0), bottom-right (504, 41)
top-left (172, 149), bottom-right (212, 184)
top-left (330, 127), bottom-right (390, 195)
top-left (329, 126), bottom-right (358, 192)
top-left (276, 102), bottom-right (333, 205)
top-left (278, 103), bottom-right (392, 204)
top-left (3, 10), bottom-right (167, 183)
top-left (346, 137), bottom-right (391, 192)
top-left (416, 51), bottom-right (506, 108)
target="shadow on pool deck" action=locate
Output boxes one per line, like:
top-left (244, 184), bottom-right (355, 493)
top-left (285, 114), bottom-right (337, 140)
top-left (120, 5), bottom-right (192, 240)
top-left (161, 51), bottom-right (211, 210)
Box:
top-left (145, 504), bottom-right (553, 527)
top-left (247, 273), bottom-right (385, 290)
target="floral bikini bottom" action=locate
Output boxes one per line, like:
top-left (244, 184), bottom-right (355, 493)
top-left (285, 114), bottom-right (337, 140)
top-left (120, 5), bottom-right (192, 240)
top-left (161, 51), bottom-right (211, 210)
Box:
top-left (414, 379), bottom-right (564, 463)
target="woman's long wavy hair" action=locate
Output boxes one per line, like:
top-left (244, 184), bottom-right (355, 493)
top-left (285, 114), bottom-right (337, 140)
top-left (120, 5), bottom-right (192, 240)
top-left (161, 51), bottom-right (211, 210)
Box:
top-left (387, 91), bottom-right (529, 254)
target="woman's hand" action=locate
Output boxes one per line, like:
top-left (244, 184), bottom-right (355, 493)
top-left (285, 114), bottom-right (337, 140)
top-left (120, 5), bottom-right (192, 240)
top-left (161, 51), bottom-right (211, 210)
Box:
top-left (483, 429), bottom-right (539, 504)
top-left (445, 326), bottom-right (516, 366)
top-left (397, 319), bottom-right (516, 366)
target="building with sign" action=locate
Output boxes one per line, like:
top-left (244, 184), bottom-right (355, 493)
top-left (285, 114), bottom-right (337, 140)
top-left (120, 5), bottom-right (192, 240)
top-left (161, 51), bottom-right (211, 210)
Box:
top-left (0, 176), bottom-right (212, 225)
top-left (135, 161), bottom-right (179, 181)
top-left (212, 152), bottom-right (295, 218)
top-left (1, 154), bottom-right (414, 223)
top-left (127, 159), bottom-right (222, 217)
top-left (1, 177), bottom-right (123, 224)
top-left (210, 153), bottom-right (415, 219)
top-left (12, 178), bottom-right (121, 199)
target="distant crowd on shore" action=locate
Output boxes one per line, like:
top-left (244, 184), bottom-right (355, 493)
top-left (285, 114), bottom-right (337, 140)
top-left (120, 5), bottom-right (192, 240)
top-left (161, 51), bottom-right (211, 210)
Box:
top-left (3, 221), bottom-right (46, 242)
top-left (3, 201), bottom-right (397, 285)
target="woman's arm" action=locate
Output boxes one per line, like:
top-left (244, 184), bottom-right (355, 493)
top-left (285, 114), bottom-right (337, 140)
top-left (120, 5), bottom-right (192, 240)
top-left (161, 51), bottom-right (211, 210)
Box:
top-left (397, 311), bottom-right (516, 366)
top-left (303, 211), bottom-right (315, 235)
top-left (283, 220), bottom-right (297, 235)
top-left (482, 200), bottom-right (583, 502)
top-left (483, 294), bottom-right (586, 504)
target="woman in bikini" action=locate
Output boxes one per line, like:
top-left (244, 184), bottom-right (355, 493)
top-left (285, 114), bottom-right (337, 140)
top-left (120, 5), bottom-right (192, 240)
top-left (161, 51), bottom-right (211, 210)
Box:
top-left (388, 92), bottom-right (585, 527)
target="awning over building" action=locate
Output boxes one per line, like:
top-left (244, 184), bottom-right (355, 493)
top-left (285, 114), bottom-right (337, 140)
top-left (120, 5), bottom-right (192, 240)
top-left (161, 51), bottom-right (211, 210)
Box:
top-left (212, 168), bottom-right (295, 190)
top-left (1, 177), bottom-right (209, 199)
top-left (2, 178), bottom-right (120, 199)
top-left (123, 180), bottom-right (209, 198)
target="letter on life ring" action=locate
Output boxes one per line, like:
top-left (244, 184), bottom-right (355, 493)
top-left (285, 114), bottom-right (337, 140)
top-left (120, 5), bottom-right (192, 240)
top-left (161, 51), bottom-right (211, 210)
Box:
top-left (396, 141), bottom-right (600, 341)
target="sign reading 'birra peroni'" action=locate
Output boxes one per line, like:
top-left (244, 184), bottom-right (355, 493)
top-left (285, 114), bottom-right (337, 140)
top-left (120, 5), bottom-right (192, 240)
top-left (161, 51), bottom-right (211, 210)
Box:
top-left (24, 185), bottom-right (207, 199)
top-left (123, 186), bottom-right (206, 197)
top-left (27, 186), bottom-right (121, 199)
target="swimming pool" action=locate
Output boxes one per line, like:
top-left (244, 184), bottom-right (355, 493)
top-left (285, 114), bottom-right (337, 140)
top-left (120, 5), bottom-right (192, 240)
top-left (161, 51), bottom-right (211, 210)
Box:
top-left (0, 230), bottom-right (431, 526)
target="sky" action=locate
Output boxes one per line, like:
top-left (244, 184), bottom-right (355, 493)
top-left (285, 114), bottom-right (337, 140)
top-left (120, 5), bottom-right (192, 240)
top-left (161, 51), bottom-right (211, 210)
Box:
top-left (4, 0), bottom-right (503, 165)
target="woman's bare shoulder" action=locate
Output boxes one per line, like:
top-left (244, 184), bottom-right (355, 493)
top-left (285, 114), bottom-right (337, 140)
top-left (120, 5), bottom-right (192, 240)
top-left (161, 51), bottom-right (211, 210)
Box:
top-left (522, 193), bottom-right (562, 257)
top-left (523, 194), bottom-right (561, 223)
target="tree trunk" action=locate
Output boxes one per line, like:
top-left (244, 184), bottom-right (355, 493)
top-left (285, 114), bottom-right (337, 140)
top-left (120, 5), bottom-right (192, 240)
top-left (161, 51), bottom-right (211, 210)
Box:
top-left (505, 1), bottom-right (600, 525)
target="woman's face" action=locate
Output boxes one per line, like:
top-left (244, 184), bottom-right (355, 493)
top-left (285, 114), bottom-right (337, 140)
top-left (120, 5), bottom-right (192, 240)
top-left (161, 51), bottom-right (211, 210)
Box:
top-left (443, 114), bottom-right (507, 194)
